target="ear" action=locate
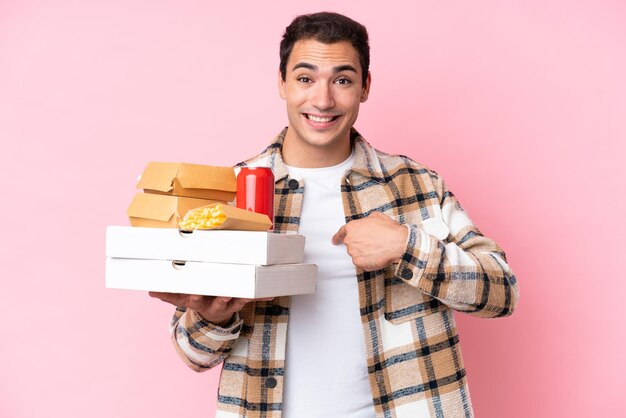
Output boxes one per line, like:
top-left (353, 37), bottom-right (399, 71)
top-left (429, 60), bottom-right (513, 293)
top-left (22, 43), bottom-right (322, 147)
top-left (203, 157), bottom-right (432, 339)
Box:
top-left (278, 70), bottom-right (287, 100)
top-left (360, 71), bottom-right (372, 103)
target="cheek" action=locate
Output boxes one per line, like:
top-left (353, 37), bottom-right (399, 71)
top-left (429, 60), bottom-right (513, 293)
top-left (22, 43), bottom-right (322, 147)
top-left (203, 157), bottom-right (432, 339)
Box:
top-left (286, 96), bottom-right (306, 112)
top-left (338, 91), bottom-right (363, 110)
top-left (286, 85), bottom-right (307, 100)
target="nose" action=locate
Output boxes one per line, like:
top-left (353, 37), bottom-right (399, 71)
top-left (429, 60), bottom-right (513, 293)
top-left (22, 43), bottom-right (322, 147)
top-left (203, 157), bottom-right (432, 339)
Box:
top-left (311, 82), bottom-right (335, 111)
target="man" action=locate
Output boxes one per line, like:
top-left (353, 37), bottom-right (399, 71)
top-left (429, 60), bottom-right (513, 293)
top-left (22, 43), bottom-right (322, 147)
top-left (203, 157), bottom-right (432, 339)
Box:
top-left (151, 12), bottom-right (518, 418)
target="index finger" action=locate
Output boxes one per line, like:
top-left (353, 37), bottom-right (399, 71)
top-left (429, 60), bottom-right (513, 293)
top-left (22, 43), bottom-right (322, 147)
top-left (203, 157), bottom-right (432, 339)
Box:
top-left (332, 225), bottom-right (347, 245)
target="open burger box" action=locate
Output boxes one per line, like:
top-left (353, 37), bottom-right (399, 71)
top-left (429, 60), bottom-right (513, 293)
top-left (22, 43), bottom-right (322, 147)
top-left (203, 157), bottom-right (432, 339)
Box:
top-left (128, 162), bottom-right (237, 228)
top-left (106, 162), bottom-right (317, 298)
top-left (127, 193), bottom-right (222, 228)
top-left (137, 162), bottom-right (237, 201)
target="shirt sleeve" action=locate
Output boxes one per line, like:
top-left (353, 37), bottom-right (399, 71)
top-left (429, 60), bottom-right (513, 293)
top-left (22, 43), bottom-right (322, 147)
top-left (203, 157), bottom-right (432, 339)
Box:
top-left (394, 174), bottom-right (519, 318)
top-left (169, 306), bottom-right (243, 372)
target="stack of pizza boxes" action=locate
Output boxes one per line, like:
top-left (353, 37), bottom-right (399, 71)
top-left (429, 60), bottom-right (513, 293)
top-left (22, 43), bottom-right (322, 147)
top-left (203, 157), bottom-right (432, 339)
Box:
top-left (105, 162), bottom-right (317, 299)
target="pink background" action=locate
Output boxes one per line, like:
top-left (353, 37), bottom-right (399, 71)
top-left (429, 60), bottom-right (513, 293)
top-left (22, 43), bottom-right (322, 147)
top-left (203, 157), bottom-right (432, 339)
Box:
top-left (1, 1), bottom-right (624, 417)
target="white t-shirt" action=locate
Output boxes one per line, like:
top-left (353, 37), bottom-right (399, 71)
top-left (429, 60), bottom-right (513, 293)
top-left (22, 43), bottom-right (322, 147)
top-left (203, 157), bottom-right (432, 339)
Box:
top-left (283, 151), bottom-right (375, 418)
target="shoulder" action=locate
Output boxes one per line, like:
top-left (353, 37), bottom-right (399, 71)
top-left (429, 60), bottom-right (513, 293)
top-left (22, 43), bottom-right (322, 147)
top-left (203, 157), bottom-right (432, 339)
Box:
top-left (235, 128), bottom-right (288, 169)
top-left (355, 138), bottom-right (447, 202)
top-left (367, 143), bottom-right (441, 184)
top-left (236, 143), bottom-right (280, 168)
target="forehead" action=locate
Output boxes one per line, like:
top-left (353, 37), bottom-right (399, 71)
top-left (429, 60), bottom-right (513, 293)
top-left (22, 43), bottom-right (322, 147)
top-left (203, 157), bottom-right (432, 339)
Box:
top-left (287, 39), bottom-right (361, 73)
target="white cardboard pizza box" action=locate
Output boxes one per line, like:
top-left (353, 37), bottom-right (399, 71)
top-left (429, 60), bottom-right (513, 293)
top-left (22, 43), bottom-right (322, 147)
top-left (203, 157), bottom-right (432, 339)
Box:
top-left (106, 226), bottom-right (305, 266)
top-left (105, 257), bottom-right (317, 298)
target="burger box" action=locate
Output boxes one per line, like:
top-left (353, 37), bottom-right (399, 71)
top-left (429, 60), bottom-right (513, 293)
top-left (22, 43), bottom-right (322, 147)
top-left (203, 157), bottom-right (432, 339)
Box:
top-left (137, 162), bottom-right (237, 202)
top-left (106, 226), bottom-right (305, 265)
top-left (105, 258), bottom-right (317, 298)
top-left (127, 193), bottom-right (222, 228)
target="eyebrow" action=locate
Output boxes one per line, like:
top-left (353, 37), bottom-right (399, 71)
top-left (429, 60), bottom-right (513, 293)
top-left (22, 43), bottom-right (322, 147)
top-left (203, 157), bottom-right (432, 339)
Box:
top-left (292, 62), bottom-right (358, 74)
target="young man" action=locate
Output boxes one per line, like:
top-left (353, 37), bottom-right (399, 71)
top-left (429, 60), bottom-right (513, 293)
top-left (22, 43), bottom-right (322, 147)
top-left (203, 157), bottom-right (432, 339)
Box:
top-left (151, 12), bottom-right (518, 418)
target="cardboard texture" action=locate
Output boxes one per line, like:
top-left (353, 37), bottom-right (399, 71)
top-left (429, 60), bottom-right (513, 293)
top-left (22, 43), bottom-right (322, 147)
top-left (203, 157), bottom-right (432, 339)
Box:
top-left (137, 162), bottom-right (237, 201)
top-left (127, 193), bottom-right (219, 228)
top-left (106, 226), bottom-right (306, 265)
top-left (105, 258), bottom-right (317, 298)
top-left (181, 203), bottom-right (273, 231)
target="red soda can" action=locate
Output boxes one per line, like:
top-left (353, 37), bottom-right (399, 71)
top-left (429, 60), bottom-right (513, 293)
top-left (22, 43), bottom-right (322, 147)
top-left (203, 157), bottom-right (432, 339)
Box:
top-left (236, 167), bottom-right (274, 228)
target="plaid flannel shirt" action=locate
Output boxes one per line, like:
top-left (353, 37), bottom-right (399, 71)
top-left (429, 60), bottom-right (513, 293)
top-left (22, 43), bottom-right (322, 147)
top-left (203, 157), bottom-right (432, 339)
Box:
top-left (169, 128), bottom-right (519, 418)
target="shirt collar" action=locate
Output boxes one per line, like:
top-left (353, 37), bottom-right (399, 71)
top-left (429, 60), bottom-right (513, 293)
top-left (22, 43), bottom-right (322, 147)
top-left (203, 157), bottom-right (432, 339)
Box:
top-left (261, 127), bottom-right (385, 183)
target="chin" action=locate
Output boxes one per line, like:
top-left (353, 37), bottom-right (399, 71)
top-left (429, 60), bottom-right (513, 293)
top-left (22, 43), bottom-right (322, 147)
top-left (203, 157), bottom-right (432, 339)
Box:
top-left (303, 126), bottom-right (349, 145)
top-left (302, 134), bottom-right (342, 148)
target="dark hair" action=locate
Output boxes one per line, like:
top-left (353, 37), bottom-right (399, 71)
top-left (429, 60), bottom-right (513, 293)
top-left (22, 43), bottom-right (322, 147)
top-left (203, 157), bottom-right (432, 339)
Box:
top-left (279, 12), bottom-right (370, 86)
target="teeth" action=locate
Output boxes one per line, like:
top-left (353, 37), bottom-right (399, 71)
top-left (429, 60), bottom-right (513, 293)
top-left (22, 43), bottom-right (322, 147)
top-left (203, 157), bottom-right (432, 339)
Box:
top-left (306, 114), bottom-right (335, 122)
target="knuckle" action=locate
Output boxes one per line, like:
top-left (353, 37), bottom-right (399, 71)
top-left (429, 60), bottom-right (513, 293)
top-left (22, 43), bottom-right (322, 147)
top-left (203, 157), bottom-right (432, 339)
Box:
top-left (187, 296), bottom-right (201, 309)
top-left (230, 300), bottom-right (249, 313)
top-left (217, 297), bottom-right (231, 305)
top-left (208, 298), bottom-right (226, 312)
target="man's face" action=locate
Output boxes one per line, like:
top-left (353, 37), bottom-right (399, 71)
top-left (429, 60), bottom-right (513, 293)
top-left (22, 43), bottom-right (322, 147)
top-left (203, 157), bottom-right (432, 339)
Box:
top-left (279, 39), bottom-right (370, 154)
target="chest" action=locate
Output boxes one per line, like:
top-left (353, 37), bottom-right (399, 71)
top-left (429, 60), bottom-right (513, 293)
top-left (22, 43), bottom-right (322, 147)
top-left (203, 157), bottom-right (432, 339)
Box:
top-left (273, 170), bottom-right (446, 235)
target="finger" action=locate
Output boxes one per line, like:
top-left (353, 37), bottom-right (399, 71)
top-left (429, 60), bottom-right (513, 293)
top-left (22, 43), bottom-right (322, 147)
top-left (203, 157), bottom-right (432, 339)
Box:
top-left (195, 297), bottom-right (230, 319)
top-left (189, 295), bottom-right (204, 304)
top-left (332, 225), bottom-right (347, 245)
top-left (148, 291), bottom-right (184, 306)
top-left (215, 297), bottom-right (232, 306)
top-left (204, 297), bottom-right (232, 315)
top-left (357, 257), bottom-right (382, 272)
top-left (228, 298), bottom-right (252, 312)
top-left (187, 295), bottom-right (215, 310)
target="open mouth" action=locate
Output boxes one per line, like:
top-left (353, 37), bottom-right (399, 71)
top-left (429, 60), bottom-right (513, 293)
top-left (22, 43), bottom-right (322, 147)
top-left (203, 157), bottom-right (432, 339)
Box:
top-left (303, 113), bottom-right (341, 123)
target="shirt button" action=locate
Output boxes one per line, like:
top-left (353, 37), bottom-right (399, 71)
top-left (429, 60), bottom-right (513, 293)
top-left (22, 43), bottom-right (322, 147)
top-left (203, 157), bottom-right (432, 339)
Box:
top-left (288, 179), bottom-right (299, 190)
top-left (402, 269), bottom-right (413, 280)
top-left (265, 377), bottom-right (277, 388)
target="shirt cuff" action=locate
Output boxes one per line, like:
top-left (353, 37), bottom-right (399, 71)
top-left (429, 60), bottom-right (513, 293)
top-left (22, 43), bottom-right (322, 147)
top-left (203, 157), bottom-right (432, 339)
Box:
top-left (394, 224), bottom-right (444, 291)
top-left (190, 310), bottom-right (244, 340)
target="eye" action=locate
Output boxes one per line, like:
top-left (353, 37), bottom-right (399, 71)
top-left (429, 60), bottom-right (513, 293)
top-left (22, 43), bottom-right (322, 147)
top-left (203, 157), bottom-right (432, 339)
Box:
top-left (335, 77), bottom-right (352, 85)
top-left (297, 76), bottom-right (312, 83)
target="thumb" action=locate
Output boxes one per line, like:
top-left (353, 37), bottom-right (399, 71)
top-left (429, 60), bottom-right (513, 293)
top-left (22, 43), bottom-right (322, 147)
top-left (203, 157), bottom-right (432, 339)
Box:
top-left (332, 225), bottom-right (347, 245)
